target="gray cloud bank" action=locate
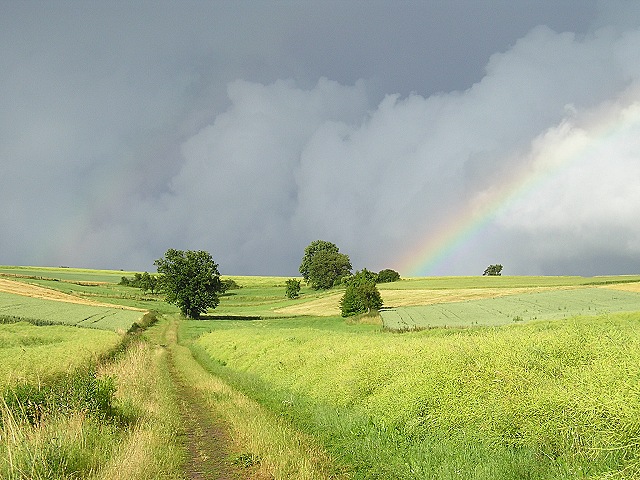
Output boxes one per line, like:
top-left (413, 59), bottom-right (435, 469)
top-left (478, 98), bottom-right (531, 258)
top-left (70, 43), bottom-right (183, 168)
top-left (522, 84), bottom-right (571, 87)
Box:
top-left (2, 2), bottom-right (640, 276)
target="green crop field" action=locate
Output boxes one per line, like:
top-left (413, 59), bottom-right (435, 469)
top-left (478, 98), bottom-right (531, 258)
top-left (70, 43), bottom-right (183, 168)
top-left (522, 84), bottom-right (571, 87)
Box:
top-left (185, 311), bottom-right (640, 479)
top-left (0, 265), bottom-right (137, 283)
top-left (4, 266), bottom-right (640, 479)
top-left (0, 322), bottom-right (120, 385)
top-left (381, 286), bottom-right (640, 329)
top-left (0, 291), bottom-right (144, 331)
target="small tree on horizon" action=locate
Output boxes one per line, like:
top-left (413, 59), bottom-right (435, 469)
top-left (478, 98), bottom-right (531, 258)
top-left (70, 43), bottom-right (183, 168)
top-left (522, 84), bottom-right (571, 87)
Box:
top-left (376, 268), bottom-right (401, 283)
top-left (483, 264), bottom-right (503, 276)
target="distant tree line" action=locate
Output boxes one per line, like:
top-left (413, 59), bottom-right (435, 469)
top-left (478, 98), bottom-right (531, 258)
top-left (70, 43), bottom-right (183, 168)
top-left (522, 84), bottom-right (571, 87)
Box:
top-left (119, 272), bottom-right (159, 294)
top-left (120, 269), bottom-right (240, 298)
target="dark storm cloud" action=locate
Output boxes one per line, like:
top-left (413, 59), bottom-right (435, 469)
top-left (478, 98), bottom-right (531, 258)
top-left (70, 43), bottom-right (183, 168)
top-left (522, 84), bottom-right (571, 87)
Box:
top-left (2, 1), bottom-right (639, 275)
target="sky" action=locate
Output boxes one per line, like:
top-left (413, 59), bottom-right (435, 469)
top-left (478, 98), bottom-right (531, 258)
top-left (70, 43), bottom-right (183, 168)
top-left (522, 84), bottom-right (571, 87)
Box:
top-left (2, 1), bottom-right (640, 277)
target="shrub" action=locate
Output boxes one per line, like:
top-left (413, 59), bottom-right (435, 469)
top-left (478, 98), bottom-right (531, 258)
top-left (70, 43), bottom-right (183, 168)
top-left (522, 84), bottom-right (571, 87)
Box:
top-left (340, 270), bottom-right (383, 317)
top-left (3, 368), bottom-right (117, 425)
top-left (221, 278), bottom-right (241, 292)
top-left (377, 268), bottom-right (400, 283)
top-left (285, 279), bottom-right (301, 299)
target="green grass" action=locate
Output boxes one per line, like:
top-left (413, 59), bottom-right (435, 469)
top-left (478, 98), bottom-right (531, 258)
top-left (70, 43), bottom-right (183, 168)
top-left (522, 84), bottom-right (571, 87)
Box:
top-left (0, 291), bottom-right (144, 331)
top-left (0, 265), bottom-right (137, 283)
top-left (0, 322), bottom-right (121, 386)
top-left (183, 312), bottom-right (640, 479)
top-left (6, 266), bottom-right (640, 478)
top-left (381, 287), bottom-right (640, 329)
top-left (0, 318), bottom-right (184, 480)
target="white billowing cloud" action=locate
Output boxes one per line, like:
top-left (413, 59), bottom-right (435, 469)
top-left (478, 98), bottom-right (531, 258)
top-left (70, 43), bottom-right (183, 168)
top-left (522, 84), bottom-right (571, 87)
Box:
top-left (15, 15), bottom-right (637, 275)
top-left (140, 24), bottom-right (640, 275)
top-left (493, 95), bottom-right (640, 274)
top-left (156, 78), bottom-right (370, 273)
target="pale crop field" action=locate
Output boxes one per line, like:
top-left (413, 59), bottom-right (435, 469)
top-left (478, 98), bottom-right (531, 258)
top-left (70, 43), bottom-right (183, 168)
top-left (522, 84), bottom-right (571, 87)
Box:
top-left (0, 291), bottom-right (144, 332)
top-left (380, 275), bottom-right (640, 289)
top-left (0, 278), bottom-right (146, 309)
top-left (271, 275), bottom-right (640, 318)
top-left (381, 286), bottom-right (640, 329)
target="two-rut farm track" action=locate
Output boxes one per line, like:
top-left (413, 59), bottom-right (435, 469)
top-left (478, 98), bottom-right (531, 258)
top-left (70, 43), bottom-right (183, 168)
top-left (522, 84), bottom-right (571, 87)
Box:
top-left (168, 352), bottom-right (245, 480)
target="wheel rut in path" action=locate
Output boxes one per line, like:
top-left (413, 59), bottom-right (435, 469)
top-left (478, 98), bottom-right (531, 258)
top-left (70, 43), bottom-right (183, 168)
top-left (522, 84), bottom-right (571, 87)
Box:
top-left (167, 348), bottom-right (244, 480)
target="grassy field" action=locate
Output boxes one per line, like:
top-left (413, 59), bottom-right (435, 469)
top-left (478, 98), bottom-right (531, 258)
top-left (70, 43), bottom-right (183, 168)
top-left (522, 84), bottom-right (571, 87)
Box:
top-left (380, 275), bottom-right (640, 289)
top-left (0, 291), bottom-right (144, 331)
top-left (0, 322), bottom-right (121, 385)
top-left (184, 312), bottom-right (640, 479)
top-left (4, 265), bottom-right (640, 478)
top-left (0, 265), bottom-right (138, 283)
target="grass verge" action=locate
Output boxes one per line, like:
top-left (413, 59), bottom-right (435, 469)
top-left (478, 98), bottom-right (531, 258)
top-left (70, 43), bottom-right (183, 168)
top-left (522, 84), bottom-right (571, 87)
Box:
top-left (173, 315), bottom-right (346, 479)
top-left (0, 313), bottom-right (184, 480)
top-left (184, 312), bottom-right (640, 479)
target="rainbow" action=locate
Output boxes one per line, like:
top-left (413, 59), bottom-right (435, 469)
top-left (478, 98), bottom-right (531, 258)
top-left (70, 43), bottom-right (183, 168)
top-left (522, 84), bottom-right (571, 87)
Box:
top-left (399, 99), bottom-right (640, 277)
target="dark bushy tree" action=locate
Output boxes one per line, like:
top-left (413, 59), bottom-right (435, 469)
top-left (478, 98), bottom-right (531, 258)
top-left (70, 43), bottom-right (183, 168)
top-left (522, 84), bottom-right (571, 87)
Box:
top-left (221, 278), bottom-right (241, 292)
top-left (483, 264), bottom-right (503, 276)
top-left (299, 240), bottom-right (340, 282)
top-left (308, 250), bottom-right (352, 289)
top-left (154, 249), bottom-right (223, 319)
top-left (285, 279), bottom-right (301, 299)
top-left (139, 271), bottom-right (158, 294)
top-left (340, 269), bottom-right (383, 317)
top-left (299, 240), bottom-right (352, 290)
top-left (376, 268), bottom-right (400, 283)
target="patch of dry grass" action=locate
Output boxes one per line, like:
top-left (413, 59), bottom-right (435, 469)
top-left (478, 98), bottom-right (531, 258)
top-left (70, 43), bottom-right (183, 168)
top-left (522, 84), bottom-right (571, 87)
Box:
top-left (273, 286), bottom-right (586, 316)
top-left (603, 282), bottom-right (640, 293)
top-left (273, 293), bottom-right (343, 316)
top-left (0, 278), bottom-right (143, 311)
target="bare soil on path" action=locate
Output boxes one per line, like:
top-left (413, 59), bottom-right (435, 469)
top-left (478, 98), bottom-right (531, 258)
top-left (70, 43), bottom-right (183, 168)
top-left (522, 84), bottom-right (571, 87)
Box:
top-left (164, 322), bottom-right (247, 480)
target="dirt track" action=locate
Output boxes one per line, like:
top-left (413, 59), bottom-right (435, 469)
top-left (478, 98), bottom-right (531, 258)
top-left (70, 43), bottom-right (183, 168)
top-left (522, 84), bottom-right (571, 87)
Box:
top-left (0, 278), bottom-right (144, 311)
top-left (171, 361), bottom-right (243, 480)
top-left (163, 319), bottom-right (248, 480)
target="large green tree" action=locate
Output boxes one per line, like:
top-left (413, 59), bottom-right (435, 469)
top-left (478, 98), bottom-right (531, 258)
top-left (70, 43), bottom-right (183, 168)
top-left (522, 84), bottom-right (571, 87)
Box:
top-left (154, 249), bottom-right (223, 319)
top-left (299, 240), bottom-right (352, 290)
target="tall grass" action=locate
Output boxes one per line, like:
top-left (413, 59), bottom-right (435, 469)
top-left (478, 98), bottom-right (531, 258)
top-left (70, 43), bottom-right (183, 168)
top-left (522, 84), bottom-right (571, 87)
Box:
top-left (188, 312), bottom-right (640, 479)
top-left (95, 320), bottom-right (184, 480)
top-left (0, 292), bottom-right (143, 331)
top-left (0, 314), bottom-right (184, 480)
top-left (172, 316), bottom-right (345, 479)
top-left (0, 366), bottom-right (124, 479)
top-left (0, 322), bottom-right (121, 385)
